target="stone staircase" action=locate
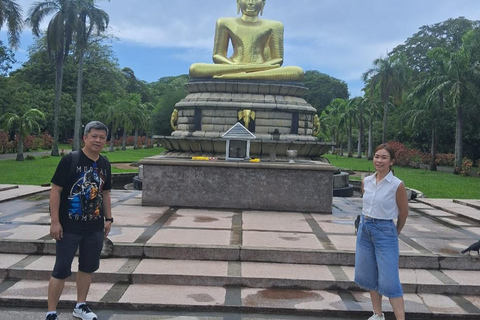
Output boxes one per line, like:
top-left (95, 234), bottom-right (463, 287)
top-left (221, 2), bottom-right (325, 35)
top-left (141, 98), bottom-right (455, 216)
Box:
top-left (0, 189), bottom-right (480, 319)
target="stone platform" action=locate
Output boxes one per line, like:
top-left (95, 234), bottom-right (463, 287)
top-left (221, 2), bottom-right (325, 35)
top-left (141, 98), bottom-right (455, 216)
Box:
top-left (1, 186), bottom-right (480, 319)
top-left (139, 157), bottom-right (336, 213)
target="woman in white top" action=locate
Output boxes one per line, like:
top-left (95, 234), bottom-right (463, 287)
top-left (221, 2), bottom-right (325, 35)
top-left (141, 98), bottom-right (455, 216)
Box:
top-left (355, 144), bottom-right (409, 320)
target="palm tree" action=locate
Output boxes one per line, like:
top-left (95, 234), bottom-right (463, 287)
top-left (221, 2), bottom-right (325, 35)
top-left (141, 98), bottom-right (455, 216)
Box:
top-left (26, 0), bottom-right (78, 156)
top-left (339, 99), bottom-right (358, 157)
top-left (117, 95), bottom-right (137, 151)
top-left (130, 100), bottom-right (151, 149)
top-left (96, 91), bottom-right (120, 152)
top-left (405, 48), bottom-right (450, 171)
top-left (0, 0), bottom-right (23, 48)
top-left (72, 0), bottom-right (109, 151)
top-left (363, 55), bottom-right (408, 143)
top-left (428, 44), bottom-right (479, 173)
top-left (0, 108), bottom-right (45, 161)
top-left (349, 97), bottom-right (367, 158)
top-left (325, 98), bottom-right (349, 155)
top-left (362, 87), bottom-right (383, 160)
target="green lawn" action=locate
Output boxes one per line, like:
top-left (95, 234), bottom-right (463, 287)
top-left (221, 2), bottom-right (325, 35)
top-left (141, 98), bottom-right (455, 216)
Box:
top-left (0, 147), bottom-right (165, 186)
top-left (324, 154), bottom-right (480, 199)
top-left (1, 149), bottom-right (478, 199)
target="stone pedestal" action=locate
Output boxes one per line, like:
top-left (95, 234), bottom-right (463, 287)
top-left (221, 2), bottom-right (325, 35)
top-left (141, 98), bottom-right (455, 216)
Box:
top-left (143, 79), bottom-right (338, 213)
top-left (156, 80), bottom-right (333, 158)
top-left (140, 156), bottom-right (336, 213)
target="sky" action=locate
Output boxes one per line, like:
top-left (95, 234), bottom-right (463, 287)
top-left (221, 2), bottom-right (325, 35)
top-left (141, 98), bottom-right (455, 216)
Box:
top-left (1, 0), bottom-right (480, 98)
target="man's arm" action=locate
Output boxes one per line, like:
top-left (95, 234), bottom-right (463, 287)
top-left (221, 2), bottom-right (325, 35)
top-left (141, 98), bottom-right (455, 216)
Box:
top-left (103, 189), bottom-right (112, 238)
top-left (49, 184), bottom-right (63, 240)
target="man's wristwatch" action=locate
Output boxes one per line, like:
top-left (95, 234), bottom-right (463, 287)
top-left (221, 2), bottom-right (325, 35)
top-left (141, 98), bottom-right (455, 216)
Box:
top-left (105, 217), bottom-right (114, 223)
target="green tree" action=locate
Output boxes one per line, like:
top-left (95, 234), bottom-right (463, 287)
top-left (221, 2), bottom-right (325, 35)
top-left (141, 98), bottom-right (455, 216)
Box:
top-left (303, 70), bottom-right (349, 114)
top-left (0, 0), bottom-right (23, 48)
top-left (0, 40), bottom-right (15, 75)
top-left (96, 91), bottom-right (120, 152)
top-left (72, 0), bottom-right (109, 151)
top-left (363, 55), bottom-right (408, 143)
top-left (348, 96), bottom-right (368, 158)
top-left (0, 108), bottom-right (45, 160)
top-left (149, 75), bottom-right (188, 136)
top-left (27, 0), bottom-right (79, 156)
top-left (428, 41), bottom-right (480, 173)
top-left (323, 98), bottom-right (349, 155)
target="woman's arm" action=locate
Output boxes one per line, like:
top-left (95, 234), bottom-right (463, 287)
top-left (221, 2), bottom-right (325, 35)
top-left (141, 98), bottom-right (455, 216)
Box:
top-left (396, 182), bottom-right (409, 234)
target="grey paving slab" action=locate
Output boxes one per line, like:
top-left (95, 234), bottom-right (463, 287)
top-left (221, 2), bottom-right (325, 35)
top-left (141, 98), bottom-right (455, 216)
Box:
top-left (243, 231), bottom-right (323, 250)
top-left (112, 205), bottom-right (169, 226)
top-left (0, 279), bottom-right (113, 301)
top-left (134, 259), bottom-right (229, 277)
top-left (1, 188), bottom-right (480, 318)
top-left (118, 284), bottom-right (226, 305)
top-left (0, 224), bottom-right (49, 240)
top-left (109, 226), bottom-right (148, 242)
top-left (242, 262), bottom-right (335, 281)
top-left (242, 211), bottom-right (312, 232)
top-left (241, 288), bottom-right (347, 311)
top-left (165, 209), bottom-right (235, 229)
top-left (0, 253), bottom-right (28, 268)
top-left (0, 185), bottom-right (51, 203)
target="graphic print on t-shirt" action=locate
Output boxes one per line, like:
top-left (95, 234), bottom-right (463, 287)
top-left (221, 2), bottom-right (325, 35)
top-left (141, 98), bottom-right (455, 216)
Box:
top-left (67, 162), bottom-right (104, 221)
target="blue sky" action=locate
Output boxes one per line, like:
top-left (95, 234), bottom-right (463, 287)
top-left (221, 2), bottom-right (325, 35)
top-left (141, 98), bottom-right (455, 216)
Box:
top-left (2, 0), bottom-right (480, 97)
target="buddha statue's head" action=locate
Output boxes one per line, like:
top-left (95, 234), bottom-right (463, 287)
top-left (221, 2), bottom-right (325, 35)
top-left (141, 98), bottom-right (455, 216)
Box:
top-left (237, 0), bottom-right (266, 16)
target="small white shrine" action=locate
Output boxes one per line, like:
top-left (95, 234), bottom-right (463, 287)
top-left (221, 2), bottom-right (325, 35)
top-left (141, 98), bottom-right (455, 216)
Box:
top-left (222, 122), bottom-right (256, 161)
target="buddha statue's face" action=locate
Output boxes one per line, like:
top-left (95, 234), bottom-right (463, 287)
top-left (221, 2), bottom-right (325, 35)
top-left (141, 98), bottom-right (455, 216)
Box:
top-left (237, 0), bottom-right (265, 16)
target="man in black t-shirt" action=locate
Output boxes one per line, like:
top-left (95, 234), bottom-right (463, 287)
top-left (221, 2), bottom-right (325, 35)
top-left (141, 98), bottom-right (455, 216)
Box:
top-left (46, 121), bottom-right (112, 320)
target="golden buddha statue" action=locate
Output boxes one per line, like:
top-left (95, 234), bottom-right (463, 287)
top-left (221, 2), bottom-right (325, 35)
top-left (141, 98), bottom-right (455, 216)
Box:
top-left (189, 0), bottom-right (304, 81)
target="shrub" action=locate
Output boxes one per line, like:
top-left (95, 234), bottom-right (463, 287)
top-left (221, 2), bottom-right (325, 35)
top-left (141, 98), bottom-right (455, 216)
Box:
top-left (42, 132), bottom-right (53, 149)
top-left (435, 153), bottom-right (455, 166)
top-left (0, 131), bottom-right (9, 154)
top-left (23, 135), bottom-right (38, 151)
top-left (460, 158), bottom-right (473, 177)
top-left (25, 154), bottom-right (36, 160)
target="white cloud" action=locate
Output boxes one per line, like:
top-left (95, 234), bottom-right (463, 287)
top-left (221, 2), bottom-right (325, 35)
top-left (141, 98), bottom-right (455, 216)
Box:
top-left (3, 0), bottom-right (480, 97)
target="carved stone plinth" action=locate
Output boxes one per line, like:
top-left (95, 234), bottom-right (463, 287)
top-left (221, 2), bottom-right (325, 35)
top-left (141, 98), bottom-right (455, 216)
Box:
top-left (159, 79), bottom-right (333, 158)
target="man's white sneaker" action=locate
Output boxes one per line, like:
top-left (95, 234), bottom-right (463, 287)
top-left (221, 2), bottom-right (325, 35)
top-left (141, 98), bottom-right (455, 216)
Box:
top-left (368, 312), bottom-right (385, 320)
top-left (73, 304), bottom-right (97, 320)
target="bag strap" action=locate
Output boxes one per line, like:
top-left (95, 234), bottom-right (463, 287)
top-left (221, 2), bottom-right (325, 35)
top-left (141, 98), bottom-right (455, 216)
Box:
top-left (69, 150), bottom-right (80, 179)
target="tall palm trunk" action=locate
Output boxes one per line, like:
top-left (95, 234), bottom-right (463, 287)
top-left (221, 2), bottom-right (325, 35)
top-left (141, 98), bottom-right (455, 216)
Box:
top-left (134, 127), bottom-right (139, 149)
top-left (347, 117), bottom-right (352, 157)
top-left (454, 104), bottom-right (464, 174)
top-left (382, 100), bottom-right (388, 143)
top-left (430, 127), bottom-right (437, 171)
top-left (51, 55), bottom-right (65, 156)
top-left (16, 133), bottom-right (24, 161)
top-left (73, 47), bottom-right (85, 151)
top-left (109, 121), bottom-right (116, 152)
top-left (357, 108), bottom-right (364, 158)
top-left (122, 129), bottom-right (127, 151)
top-left (367, 113), bottom-right (373, 160)
top-left (430, 90), bottom-right (443, 172)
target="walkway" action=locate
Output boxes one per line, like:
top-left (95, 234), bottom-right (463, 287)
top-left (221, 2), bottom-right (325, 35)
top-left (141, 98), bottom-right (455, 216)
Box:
top-left (0, 185), bottom-right (480, 319)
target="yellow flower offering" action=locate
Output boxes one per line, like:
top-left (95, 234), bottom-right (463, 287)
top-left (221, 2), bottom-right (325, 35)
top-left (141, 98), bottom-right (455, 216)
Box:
top-left (249, 158), bottom-right (260, 163)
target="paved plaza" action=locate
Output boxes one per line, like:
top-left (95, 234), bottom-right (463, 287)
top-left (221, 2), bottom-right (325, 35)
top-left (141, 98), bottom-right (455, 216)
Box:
top-left (0, 184), bottom-right (480, 319)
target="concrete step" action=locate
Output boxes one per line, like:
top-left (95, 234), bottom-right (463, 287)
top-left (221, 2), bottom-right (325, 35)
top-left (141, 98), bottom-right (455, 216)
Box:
top-left (1, 239), bottom-right (479, 271)
top-left (2, 254), bottom-right (480, 296)
top-left (1, 279), bottom-right (479, 319)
